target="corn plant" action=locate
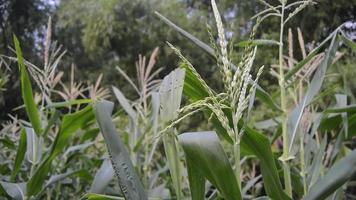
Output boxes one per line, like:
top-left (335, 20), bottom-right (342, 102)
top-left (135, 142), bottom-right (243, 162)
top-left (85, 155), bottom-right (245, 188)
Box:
top-left (88, 49), bottom-right (185, 199)
top-left (0, 19), bottom-right (107, 199)
top-left (154, 0), bottom-right (356, 199)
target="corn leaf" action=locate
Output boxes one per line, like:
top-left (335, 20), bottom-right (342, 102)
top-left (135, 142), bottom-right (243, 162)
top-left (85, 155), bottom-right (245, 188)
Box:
top-left (186, 154), bottom-right (205, 200)
top-left (178, 131), bottom-right (241, 200)
top-left (10, 128), bottom-right (27, 181)
top-left (47, 99), bottom-right (92, 108)
top-left (340, 33), bottom-right (356, 51)
top-left (236, 39), bottom-right (280, 47)
top-left (90, 159), bottom-right (114, 194)
top-left (94, 100), bottom-right (147, 200)
top-left (13, 35), bottom-right (42, 136)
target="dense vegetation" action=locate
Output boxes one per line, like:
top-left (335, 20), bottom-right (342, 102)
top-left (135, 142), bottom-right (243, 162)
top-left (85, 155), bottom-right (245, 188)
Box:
top-left (0, 0), bottom-right (356, 199)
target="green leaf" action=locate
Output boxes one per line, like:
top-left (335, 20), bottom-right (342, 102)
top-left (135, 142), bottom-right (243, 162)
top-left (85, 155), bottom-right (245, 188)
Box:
top-left (240, 126), bottom-right (291, 200)
top-left (287, 32), bottom-right (339, 153)
top-left (340, 33), bottom-right (356, 51)
top-left (236, 39), bottom-right (280, 47)
top-left (303, 150), bottom-right (356, 200)
top-left (255, 85), bottom-right (281, 112)
top-left (186, 155), bottom-right (205, 200)
top-left (47, 99), bottom-right (92, 108)
top-left (10, 128), bottom-right (27, 181)
top-left (94, 100), bottom-right (147, 200)
top-left (27, 105), bottom-right (94, 197)
top-left (178, 131), bottom-right (241, 200)
top-left (324, 104), bottom-right (356, 114)
top-left (13, 35), bottom-right (42, 136)
top-left (0, 136), bottom-right (15, 149)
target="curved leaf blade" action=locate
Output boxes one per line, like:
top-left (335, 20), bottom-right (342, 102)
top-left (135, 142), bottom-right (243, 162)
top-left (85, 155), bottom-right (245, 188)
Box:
top-left (94, 100), bottom-right (147, 200)
top-left (13, 35), bottom-right (42, 136)
top-left (10, 128), bottom-right (27, 181)
top-left (178, 131), bottom-right (241, 200)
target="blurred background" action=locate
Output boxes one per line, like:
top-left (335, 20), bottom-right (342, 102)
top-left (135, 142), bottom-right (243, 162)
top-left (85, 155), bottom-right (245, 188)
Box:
top-left (0, 0), bottom-right (355, 123)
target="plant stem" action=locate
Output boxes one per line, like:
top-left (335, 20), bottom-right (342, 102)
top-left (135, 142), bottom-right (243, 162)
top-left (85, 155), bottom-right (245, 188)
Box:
top-left (234, 139), bottom-right (241, 190)
top-left (232, 109), bottom-right (241, 190)
top-left (279, 0), bottom-right (292, 197)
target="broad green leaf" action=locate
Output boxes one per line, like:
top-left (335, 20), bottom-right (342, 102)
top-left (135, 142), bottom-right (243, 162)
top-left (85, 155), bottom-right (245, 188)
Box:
top-left (94, 100), bottom-right (147, 200)
top-left (10, 128), bottom-right (27, 181)
top-left (186, 155), bottom-right (205, 200)
top-left (287, 32), bottom-right (339, 153)
top-left (240, 126), bottom-right (291, 200)
top-left (27, 105), bottom-right (94, 197)
top-left (13, 35), bottom-right (42, 136)
top-left (90, 159), bottom-right (114, 194)
top-left (0, 181), bottom-right (26, 200)
top-left (236, 39), bottom-right (280, 47)
top-left (156, 12), bottom-right (280, 111)
top-left (178, 131), bottom-right (241, 200)
top-left (303, 150), bottom-right (356, 200)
